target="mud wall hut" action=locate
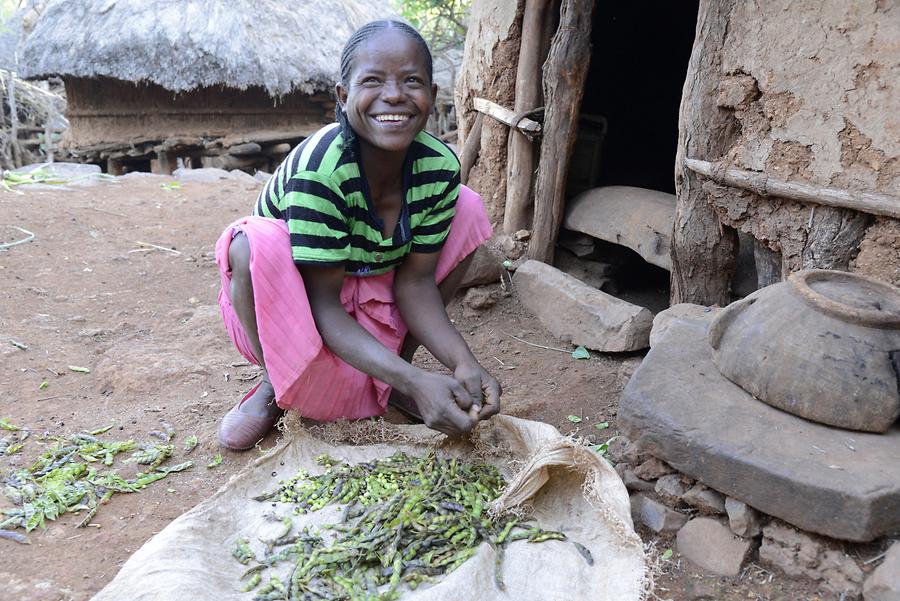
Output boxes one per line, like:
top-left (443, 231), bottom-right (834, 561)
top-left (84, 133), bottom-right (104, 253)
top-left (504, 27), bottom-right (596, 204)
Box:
top-left (18, 0), bottom-right (394, 174)
top-left (456, 0), bottom-right (899, 304)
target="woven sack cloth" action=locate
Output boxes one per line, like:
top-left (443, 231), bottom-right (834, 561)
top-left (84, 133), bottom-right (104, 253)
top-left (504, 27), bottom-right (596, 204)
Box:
top-left (91, 415), bottom-right (646, 601)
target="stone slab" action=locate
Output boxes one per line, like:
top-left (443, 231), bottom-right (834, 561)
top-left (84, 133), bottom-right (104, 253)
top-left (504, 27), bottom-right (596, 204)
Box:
top-left (676, 518), bottom-right (753, 577)
top-left (513, 260), bottom-right (652, 352)
top-left (459, 245), bottom-right (504, 289)
top-left (630, 494), bottom-right (687, 533)
top-left (563, 186), bottom-right (675, 270)
top-left (619, 315), bottom-right (900, 542)
top-left (864, 542), bottom-right (900, 601)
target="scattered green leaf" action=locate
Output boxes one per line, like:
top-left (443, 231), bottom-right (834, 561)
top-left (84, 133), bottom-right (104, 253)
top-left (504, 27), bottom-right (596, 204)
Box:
top-left (0, 418), bottom-right (22, 431)
top-left (183, 435), bottom-right (198, 454)
top-left (5, 442), bottom-right (24, 455)
top-left (571, 346), bottom-right (590, 360)
top-left (160, 182), bottom-right (181, 191)
top-left (594, 422), bottom-right (609, 430)
top-left (502, 260), bottom-right (512, 269)
top-left (88, 425), bottom-right (114, 436)
top-left (590, 436), bottom-right (619, 457)
top-left (566, 415), bottom-right (582, 424)
top-left (661, 549), bottom-right (673, 561)
top-left (39, 381), bottom-right (48, 390)
top-left (207, 454), bottom-right (223, 469)
top-left (67, 365), bottom-right (91, 374)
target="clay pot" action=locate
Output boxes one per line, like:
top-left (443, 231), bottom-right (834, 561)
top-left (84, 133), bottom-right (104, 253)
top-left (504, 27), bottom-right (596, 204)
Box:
top-left (709, 269), bottom-right (900, 433)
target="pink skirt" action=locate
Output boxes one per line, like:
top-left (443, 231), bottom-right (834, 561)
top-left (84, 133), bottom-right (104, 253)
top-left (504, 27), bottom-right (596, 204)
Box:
top-left (215, 185), bottom-right (493, 421)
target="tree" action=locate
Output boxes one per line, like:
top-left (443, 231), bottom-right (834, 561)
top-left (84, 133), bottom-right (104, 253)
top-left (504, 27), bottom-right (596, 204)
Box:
top-left (393, 0), bottom-right (471, 53)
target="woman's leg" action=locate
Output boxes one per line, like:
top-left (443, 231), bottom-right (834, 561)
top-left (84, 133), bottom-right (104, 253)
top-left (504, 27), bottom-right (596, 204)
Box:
top-left (226, 232), bottom-right (281, 417)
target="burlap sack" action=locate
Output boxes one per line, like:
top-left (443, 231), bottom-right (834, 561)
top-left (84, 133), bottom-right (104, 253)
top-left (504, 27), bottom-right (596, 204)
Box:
top-left (91, 415), bottom-right (646, 601)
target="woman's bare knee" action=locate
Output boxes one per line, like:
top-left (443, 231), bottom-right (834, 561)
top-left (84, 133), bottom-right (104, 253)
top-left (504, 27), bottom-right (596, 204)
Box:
top-left (228, 232), bottom-right (251, 277)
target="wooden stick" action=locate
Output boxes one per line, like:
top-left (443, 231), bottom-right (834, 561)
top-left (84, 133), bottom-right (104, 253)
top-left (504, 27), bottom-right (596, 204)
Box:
top-left (506, 332), bottom-right (571, 354)
top-left (685, 158), bottom-right (900, 219)
top-left (460, 113), bottom-right (484, 185)
top-left (134, 241), bottom-right (182, 255)
top-left (504, 0), bottom-right (551, 234)
top-left (473, 98), bottom-right (542, 134)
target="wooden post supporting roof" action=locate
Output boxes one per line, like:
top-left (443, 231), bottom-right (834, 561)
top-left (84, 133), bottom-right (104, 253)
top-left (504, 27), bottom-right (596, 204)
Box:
top-left (526, 0), bottom-right (595, 264)
top-left (670, 0), bottom-right (738, 306)
top-left (503, 0), bottom-right (551, 234)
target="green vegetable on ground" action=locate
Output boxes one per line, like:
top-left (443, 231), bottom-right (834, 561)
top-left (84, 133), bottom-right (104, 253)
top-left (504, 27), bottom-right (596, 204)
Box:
top-left (1, 423), bottom-right (195, 532)
top-left (233, 450), bottom-right (590, 599)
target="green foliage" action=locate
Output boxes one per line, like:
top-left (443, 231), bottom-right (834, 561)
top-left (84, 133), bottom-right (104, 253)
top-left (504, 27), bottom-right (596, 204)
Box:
top-left (393, 0), bottom-right (471, 52)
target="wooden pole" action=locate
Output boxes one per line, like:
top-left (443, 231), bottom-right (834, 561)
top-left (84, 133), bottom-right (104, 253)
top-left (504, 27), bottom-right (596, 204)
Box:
top-left (685, 158), bottom-right (900, 220)
top-left (459, 113), bottom-right (483, 185)
top-left (503, 0), bottom-right (551, 234)
top-left (526, 0), bottom-right (595, 264)
top-left (7, 72), bottom-right (20, 166)
top-left (670, 0), bottom-right (738, 306)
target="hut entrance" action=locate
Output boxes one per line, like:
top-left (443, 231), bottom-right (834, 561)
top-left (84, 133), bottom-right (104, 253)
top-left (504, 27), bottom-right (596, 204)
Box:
top-left (558, 1), bottom-right (699, 312)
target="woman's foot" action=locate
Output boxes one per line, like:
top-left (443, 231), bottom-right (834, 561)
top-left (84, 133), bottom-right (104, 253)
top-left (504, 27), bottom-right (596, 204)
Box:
top-left (218, 378), bottom-right (283, 450)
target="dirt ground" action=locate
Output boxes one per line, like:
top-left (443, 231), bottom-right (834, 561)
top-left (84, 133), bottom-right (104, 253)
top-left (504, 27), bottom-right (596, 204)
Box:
top-left (0, 175), bottom-right (831, 600)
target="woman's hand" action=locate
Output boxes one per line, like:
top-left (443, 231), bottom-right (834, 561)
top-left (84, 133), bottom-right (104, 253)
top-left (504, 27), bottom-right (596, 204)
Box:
top-left (408, 371), bottom-right (480, 436)
top-left (454, 362), bottom-right (502, 421)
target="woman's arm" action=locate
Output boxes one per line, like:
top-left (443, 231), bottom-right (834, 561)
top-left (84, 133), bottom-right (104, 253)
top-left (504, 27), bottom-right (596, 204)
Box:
top-left (300, 263), bottom-right (480, 435)
top-left (393, 252), bottom-right (501, 420)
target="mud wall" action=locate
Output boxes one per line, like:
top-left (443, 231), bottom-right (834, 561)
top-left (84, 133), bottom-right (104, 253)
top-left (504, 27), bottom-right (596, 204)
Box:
top-left (62, 77), bottom-right (333, 150)
top-left (706, 0), bottom-right (899, 285)
top-left (456, 0), bottom-right (524, 225)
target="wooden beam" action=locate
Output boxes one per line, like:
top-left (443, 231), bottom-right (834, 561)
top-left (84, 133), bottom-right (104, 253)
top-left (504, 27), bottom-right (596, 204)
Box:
top-left (526, 0), bottom-right (595, 264)
top-left (460, 113), bottom-right (483, 185)
top-left (670, 0), bottom-right (739, 306)
top-left (685, 158), bottom-right (900, 220)
top-left (472, 97), bottom-right (541, 134)
top-left (503, 0), bottom-right (551, 234)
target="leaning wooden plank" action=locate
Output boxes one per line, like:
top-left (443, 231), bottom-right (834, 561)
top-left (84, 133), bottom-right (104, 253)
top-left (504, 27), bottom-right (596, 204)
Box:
top-left (460, 113), bottom-right (484, 185)
top-left (473, 97), bottom-right (541, 134)
top-left (685, 158), bottom-right (900, 220)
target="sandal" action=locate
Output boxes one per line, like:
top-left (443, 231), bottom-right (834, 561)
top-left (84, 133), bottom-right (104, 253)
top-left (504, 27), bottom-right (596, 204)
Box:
top-left (218, 382), bottom-right (281, 450)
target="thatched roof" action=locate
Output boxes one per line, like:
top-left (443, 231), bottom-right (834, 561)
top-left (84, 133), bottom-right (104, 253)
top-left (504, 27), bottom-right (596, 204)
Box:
top-left (19, 0), bottom-right (396, 95)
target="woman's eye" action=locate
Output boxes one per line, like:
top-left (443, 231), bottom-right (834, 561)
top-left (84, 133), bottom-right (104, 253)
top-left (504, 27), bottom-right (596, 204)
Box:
top-left (405, 76), bottom-right (423, 85)
top-left (361, 77), bottom-right (381, 86)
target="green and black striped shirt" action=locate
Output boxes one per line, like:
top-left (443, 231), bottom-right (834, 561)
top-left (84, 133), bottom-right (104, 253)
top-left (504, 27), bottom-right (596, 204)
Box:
top-left (254, 123), bottom-right (460, 276)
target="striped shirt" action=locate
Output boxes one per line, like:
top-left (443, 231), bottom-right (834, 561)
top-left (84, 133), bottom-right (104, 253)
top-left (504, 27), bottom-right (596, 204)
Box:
top-left (254, 123), bottom-right (460, 277)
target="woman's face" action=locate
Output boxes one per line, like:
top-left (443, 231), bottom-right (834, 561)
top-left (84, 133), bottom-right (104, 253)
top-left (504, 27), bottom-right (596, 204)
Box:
top-left (336, 28), bottom-right (437, 156)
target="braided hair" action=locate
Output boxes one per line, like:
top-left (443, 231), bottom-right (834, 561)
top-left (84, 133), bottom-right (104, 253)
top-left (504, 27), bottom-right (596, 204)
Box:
top-left (336, 20), bottom-right (434, 157)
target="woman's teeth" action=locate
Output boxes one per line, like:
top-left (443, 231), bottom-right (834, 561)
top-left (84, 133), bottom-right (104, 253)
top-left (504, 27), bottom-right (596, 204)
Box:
top-left (374, 114), bottom-right (409, 122)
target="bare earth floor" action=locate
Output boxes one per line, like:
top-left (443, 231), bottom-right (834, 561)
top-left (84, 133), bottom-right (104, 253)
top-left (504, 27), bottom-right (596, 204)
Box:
top-left (0, 176), bottom-right (829, 600)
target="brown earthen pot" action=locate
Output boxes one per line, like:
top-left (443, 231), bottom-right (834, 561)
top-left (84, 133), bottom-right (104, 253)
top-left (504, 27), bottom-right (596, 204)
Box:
top-left (708, 269), bottom-right (900, 433)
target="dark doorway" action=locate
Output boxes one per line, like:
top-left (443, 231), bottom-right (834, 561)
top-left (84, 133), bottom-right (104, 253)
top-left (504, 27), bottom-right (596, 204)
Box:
top-left (580, 1), bottom-right (699, 195)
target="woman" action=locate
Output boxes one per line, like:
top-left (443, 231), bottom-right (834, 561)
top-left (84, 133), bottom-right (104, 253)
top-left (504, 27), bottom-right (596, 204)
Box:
top-left (214, 20), bottom-right (501, 450)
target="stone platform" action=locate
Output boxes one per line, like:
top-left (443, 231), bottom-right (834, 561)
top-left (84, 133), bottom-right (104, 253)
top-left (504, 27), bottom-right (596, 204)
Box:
top-left (620, 315), bottom-right (900, 542)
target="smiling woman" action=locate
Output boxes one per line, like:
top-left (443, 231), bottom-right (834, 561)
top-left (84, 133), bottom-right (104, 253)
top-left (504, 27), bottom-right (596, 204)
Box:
top-left (213, 20), bottom-right (500, 450)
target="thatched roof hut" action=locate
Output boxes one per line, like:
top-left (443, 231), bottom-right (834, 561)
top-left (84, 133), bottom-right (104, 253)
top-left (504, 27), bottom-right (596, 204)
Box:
top-left (457, 0), bottom-right (899, 304)
top-left (18, 0), bottom-right (395, 173)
